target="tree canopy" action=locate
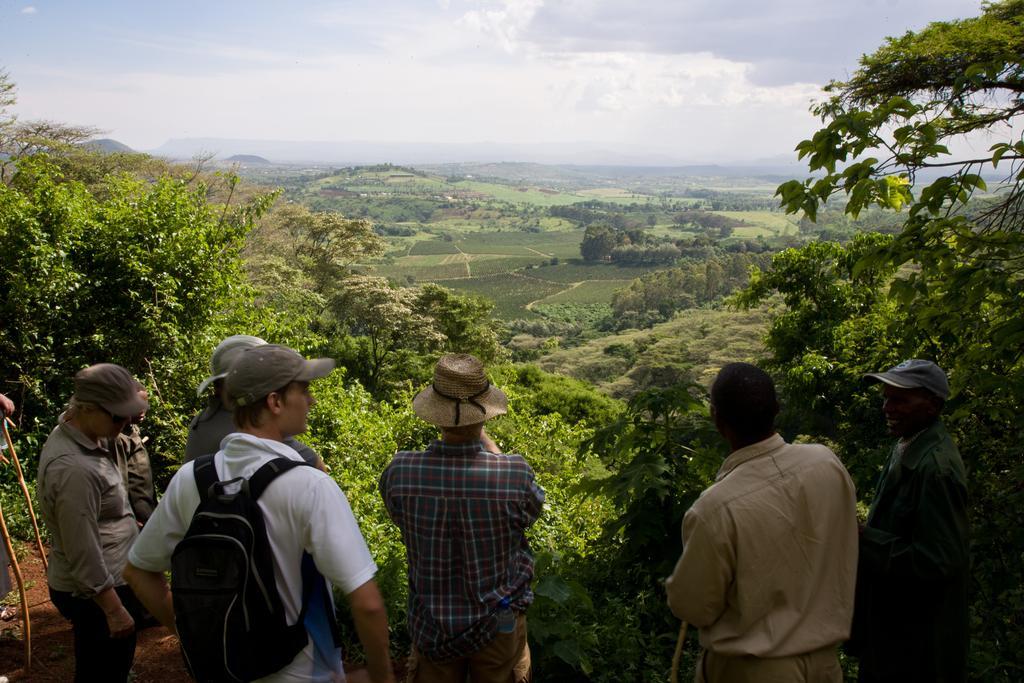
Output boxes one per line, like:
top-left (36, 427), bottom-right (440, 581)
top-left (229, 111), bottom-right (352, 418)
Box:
top-left (757, 2), bottom-right (1024, 677)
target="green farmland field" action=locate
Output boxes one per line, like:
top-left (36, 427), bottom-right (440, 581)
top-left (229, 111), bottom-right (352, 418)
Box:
top-left (408, 239), bottom-right (459, 255)
top-left (454, 231), bottom-right (583, 258)
top-left (719, 211), bottom-right (799, 237)
top-left (531, 279), bottom-right (632, 305)
top-left (457, 181), bottom-right (589, 207)
top-left (526, 261), bottom-right (659, 283)
top-left (437, 273), bottom-right (568, 319)
top-left (469, 257), bottom-right (546, 277)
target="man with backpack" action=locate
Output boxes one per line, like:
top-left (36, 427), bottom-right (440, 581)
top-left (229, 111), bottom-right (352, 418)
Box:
top-left (125, 345), bottom-right (394, 683)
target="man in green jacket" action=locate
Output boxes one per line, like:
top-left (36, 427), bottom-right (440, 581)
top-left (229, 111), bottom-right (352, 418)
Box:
top-left (851, 359), bottom-right (969, 682)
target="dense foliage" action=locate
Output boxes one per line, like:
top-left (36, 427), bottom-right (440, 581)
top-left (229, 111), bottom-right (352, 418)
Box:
top-left (761, 1), bottom-right (1024, 677)
top-left (0, 157), bottom-right (275, 479)
top-left (3, 2), bottom-right (1023, 676)
top-left (610, 251), bottom-right (773, 328)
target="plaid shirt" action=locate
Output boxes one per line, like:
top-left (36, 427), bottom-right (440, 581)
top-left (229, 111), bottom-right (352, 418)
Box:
top-left (379, 439), bottom-right (545, 661)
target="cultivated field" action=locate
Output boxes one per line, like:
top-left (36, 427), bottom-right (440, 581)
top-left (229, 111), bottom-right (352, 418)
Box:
top-left (438, 273), bottom-right (568, 319)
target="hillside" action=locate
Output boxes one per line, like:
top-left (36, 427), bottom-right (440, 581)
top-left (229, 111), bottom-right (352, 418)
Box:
top-left (81, 138), bottom-right (134, 153)
top-left (225, 154), bottom-right (272, 164)
top-left (534, 304), bottom-right (771, 397)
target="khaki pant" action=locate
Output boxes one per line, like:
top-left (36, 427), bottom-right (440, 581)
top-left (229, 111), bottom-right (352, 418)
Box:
top-left (406, 614), bottom-right (531, 683)
top-left (695, 645), bottom-right (842, 683)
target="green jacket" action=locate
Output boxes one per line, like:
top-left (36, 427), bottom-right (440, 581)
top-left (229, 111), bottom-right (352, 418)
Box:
top-left (850, 420), bottom-right (969, 682)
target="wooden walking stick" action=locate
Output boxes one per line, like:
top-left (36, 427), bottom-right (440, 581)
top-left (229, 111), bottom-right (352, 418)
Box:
top-left (0, 498), bottom-right (32, 671)
top-left (2, 418), bottom-right (47, 571)
top-left (670, 621), bottom-right (688, 683)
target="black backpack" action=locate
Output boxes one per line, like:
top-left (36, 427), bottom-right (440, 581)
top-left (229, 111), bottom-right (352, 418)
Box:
top-left (171, 454), bottom-right (335, 682)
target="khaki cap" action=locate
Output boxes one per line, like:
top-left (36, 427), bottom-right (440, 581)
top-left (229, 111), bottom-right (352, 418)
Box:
top-left (196, 334), bottom-right (268, 396)
top-left (74, 364), bottom-right (149, 418)
top-left (223, 345), bottom-right (335, 409)
top-left (412, 354), bottom-right (507, 427)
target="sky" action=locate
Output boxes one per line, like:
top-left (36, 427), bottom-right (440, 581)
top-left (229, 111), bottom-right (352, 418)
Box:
top-left (1, 0), bottom-right (985, 164)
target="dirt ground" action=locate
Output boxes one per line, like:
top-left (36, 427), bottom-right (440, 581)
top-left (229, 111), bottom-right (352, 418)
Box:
top-left (0, 544), bottom-right (189, 682)
top-left (0, 544), bottom-right (389, 682)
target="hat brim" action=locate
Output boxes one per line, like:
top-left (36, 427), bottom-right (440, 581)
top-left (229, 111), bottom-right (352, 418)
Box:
top-left (863, 372), bottom-right (920, 390)
top-left (412, 384), bottom-right (508, 428)
top-left (295, 358), bottom-right (336, 382)
top-left (196, 371), bottom-right (228, 397)
top-left (106, 392), bottom-right (149, 419)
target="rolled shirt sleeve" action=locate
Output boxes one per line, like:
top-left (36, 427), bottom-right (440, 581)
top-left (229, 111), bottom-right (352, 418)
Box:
top-left (665, 507), bottom-right (733, 627)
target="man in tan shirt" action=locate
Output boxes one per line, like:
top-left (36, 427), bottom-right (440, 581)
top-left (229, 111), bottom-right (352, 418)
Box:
top-left (666, 362), bottom-right (858, 682)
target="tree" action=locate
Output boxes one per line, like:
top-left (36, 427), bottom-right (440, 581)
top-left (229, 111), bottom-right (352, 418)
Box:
top-left (765, 2), bottom-right (1024, 677)
top-left (0, 156), bottom-right (275, 480)
top-left (0, 69), bottom-right (15, 146)
top-left (412, 284), bottom-right (502, 364)
top-left (327, 276), bottom-right (444, 394)
top-left (254, 203), bottom-right (385, 292)
top-left (579, 224), bottom-right (619, 261)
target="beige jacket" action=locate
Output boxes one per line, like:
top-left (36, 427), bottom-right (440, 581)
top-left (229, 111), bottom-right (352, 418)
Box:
top-left (666, 434), bottom-right (858, 657)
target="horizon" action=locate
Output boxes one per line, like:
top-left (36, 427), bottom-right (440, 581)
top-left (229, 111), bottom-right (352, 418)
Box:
top-left (4, 0), bottom-right (982, 165)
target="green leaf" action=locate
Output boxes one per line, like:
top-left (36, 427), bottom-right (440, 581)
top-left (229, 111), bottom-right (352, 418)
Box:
top-left (534, 575), bottom-right (573, 604)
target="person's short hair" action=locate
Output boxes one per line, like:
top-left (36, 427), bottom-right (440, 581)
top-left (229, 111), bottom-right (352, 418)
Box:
top-left (710, 362), bottom-right (779, 439)
top-left (232, 382), bottom-right (290, 430)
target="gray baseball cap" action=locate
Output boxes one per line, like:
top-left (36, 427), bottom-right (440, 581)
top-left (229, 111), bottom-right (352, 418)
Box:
top-left (223, 345), bottom-right (335, 409)
top-left (74, 364), bottom-right (149, 418)
top-left (196, 334), bottom-right (268, 396)
top-left (864, 359), bottom-right (949, 399)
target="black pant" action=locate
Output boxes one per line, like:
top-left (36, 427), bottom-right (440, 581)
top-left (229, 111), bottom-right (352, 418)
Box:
top-left (49, 584), bottom-right (144, 683)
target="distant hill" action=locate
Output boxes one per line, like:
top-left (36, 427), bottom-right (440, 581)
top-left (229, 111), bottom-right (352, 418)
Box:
top-left (149, 137), bottom-right (704, 166)
top-left (82, 138), bottom-right (134, 153)
top-left (224, 154), bottom-right (272, 165)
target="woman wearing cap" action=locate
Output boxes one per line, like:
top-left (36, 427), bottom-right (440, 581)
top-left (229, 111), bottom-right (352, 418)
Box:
top-left (36, 364), bottom-right (149, 682)
top-left (186, 334), bottom-right (325, 470)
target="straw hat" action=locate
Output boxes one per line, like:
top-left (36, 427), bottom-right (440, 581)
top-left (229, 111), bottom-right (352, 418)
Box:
top-left (413, 354), bottom-right (507, 427)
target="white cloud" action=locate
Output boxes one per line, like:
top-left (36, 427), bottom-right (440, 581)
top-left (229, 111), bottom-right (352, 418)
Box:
top-left (21, 6), bottom-right (37, 14)
top-left (457, 0), bottom-right (545, 53)
top-left (12, 37), bottom-right (824, 163)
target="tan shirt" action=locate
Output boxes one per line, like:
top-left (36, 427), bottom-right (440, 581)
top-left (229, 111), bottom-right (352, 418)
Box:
top-left (666, 434), bottom-right (858, 657)
top-left (37, 417), bottom-right (138, 598)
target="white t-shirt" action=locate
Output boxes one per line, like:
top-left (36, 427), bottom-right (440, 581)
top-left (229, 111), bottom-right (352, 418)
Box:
top-left (129, 433), bottom-right (378, 683)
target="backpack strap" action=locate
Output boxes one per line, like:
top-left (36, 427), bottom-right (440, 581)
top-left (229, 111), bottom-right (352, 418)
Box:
top-left (248, 456), bottom-right (312, 500)
top-left (299, 551), bottom-right (343, 648)
top-left (192, 453), bottom-right (220, 503)
top-left (248, 457), bottom-right (339, 643)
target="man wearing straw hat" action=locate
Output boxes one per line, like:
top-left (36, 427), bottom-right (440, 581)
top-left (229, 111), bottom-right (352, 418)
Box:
top-left (37, 363), bottom-right (150, 682)
top-left (185, 334), bottom-right (324, 469)
top-left (380, 354), bottom-right (544, 683)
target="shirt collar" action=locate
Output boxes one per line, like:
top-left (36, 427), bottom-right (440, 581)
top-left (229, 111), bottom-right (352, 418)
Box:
top-left (430, 439), bottom-right (487, 456)
top-left (716, 433), bottom-right (786, 482)
top-left (57, 412), bottom-right (110, 454)
top-left (894, 419), bottom-right (943, 470)
top-left (221, 432), bottom-right (306, 462)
